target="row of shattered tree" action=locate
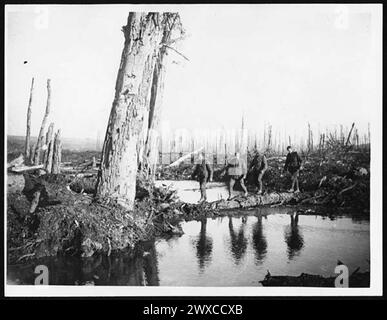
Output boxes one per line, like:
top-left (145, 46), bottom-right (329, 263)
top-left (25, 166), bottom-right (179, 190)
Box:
top-left (16, 78), bottom-right (62, 174)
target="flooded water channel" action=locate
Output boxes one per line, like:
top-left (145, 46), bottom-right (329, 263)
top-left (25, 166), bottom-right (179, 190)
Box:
top-left (8, 208), bottom-right (370, 286)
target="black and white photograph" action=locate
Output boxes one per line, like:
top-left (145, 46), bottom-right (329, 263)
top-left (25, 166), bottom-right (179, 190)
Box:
top-left (4, 4), bottom-right (383, 297)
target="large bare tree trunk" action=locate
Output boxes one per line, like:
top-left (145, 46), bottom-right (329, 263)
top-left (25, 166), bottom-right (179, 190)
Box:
top-left (97, 12), bottom-right (183, 209)
top-left (96, 13), bottom-right (168, 210)
top-left (25, 77), bottom-right (34, 163)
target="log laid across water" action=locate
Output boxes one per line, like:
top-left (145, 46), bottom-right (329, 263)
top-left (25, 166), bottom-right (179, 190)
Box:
top-left (179, 192), bottom-right (305, 215)
top-left (211, 192), bottom-right (302, 210)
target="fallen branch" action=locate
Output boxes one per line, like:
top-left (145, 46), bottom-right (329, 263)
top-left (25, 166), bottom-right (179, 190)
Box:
top-left (163, 44), bottom-right (190, 61)
top-left (181, 182), bottom-right (225, 191)
top-left (8, 240), bottom-right (40, 252)
top-left (318, 176), bottom-right (327, 188)
top-left (267, 156), bottom-right (286, 161)
top-left (167, 147), bottom-right (203, 168)
top-left (17, 253), bottom-right (35, 262)
top-left (29, 190), bottom-right (41, 214)
top-left (338, 182), bottom-right (358, 196)
top-left (300, 194), bottom-right (326, 204)
top-left (11, 164), bottom-right (44, 173)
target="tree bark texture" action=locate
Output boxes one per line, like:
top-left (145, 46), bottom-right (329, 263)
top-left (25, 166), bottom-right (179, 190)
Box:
top-left (140, 31), bottom-right (170, 178)
top-left (96, 13), bottom-right (169, 209)
top-left (139, 13), bottom-right (181, 179)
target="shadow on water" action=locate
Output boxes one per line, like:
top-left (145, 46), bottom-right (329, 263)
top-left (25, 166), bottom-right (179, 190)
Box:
top-left (284, 212), bottom-right (305, 260)
top-left (228, 216), bottom-right (248, 265)
top-left (252, 215), bottom-right (268, 265)
top-left (194, 218), bottom-right (213, 272)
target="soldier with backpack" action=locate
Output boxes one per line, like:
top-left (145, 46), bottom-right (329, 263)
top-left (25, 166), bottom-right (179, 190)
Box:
top-left (248, 150), bottom-right (268, 195)
top-left (191, 152), bottom-right (213, 203)
top-left (284, 146), bottom-right (302, 193)
top-left (221, 152), bottom-right (248, 200)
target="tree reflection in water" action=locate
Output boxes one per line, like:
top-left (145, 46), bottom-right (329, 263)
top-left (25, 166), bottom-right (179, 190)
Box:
top-left (228, 216), bottom-right (248, 265)
top-left (9, 241), bottom-right (161, 285)
top-left (194, 218), bottom-right (213, 272)
top-left (80, 240), bottom-right (160, 285)
top-left (252, 215), bottom-right (267, 264)
top-left (284, 212), bottom-right (304, 260)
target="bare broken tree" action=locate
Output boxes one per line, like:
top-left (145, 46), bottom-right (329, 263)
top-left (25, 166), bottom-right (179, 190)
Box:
top-left (96, 12), bottom-right (184, 210)
top-left (25, 77), bottom-right (34, 163)
top-left (51, 129), bottom-right (62, 174)
top-left (33, 79), bottom-right (51, 165)
top-left (141, 13), bottom-right (185, 179)
top-left (42, 122), bottom-right (54, 165)
top-left (16, 78), bottom-right (62, 174)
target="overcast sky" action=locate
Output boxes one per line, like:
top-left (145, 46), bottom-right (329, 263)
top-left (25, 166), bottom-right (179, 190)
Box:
top-left (5, 4), bottom-right (382, 142)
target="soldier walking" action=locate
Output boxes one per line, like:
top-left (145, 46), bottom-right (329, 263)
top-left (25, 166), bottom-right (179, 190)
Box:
top-left (191, 153), bottom-right (213, 203)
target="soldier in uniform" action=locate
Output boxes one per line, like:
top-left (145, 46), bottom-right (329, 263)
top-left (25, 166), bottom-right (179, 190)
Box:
top-left (249, 150), bottom-right (268, 195)
top-left (284, 146), bottom-right (302, 193)
top-left (221, 152), bottom-right (248, 200)
top-left (191, 153), bottom-right (213, 203)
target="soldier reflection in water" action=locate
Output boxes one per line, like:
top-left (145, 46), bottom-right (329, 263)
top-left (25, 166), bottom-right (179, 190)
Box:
top-left (284, 212), bottom-right (304, 260)
top-left (195, 218), bottom-right (213, 272)
top-left (228, 216), bottom-right (248, 264)
top-left (252, 215), bottom-right (267, 264)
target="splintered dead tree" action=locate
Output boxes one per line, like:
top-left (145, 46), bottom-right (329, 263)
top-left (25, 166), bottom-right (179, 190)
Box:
top-left (141, 13), bottom-right (184, 179)
top-left (51, 129), bottom-right (62, 174)
top-left (25, 77), bottom-right (34, 162)
top-left (42, 122), bottom-right (54, 165)
top-left (22, 78), bottom-right (61, 173)
top-left (33, 79), bottom-right (51, 165)
top-left (96, 12), bottom-right (184, 210)
top-left (307, 123), bottom-right (313, 153)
